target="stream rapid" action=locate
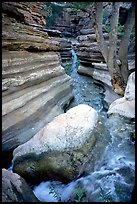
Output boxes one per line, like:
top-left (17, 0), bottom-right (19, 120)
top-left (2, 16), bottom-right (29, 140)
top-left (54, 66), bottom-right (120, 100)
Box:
top-left (8, 43), bottom-right (135, 202)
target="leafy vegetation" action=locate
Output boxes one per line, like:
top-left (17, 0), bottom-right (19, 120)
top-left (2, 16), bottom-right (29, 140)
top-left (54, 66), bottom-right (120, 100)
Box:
top-left (104, 22), bottom-right (111, 33)
top-left (40, 2), bottom-right (64, 28)
top-left (105, 21), bottom-right (124, 35)
top-left (116, 22), bottom-right (124, 35)
top-left (41, 2), bottom-right (52, 18)
top-left (49, 183), bottom-right (89, 202)
top-left (70, 2), bottom-right (93, 15)
top-left (47, 5), bottom-right (63, 28)
top-left (103, 8), bottom-right (110, 24)
top-left (73, 187), bottom-right (89, 202)
top-left (49, 182), bottom-right (133, 202)
top-left (62, 61), bottom-right (72, 76)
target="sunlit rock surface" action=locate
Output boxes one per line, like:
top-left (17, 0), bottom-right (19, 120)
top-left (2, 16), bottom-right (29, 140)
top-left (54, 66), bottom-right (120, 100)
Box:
top-left (2, 168), bottom-right (39, 202)
top-left (12, 104), bottom-right (98, 183)
top-left (107, 72), bottom-right (135, 118)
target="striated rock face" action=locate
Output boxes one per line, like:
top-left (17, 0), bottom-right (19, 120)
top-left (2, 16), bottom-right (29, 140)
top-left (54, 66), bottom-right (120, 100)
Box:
top-left (2, 2), bottom-right (46, 27)
top-left (76, 28), bottom-right (135, 107)
top-left (58, 38), bottom-right (72, 62)
top-left (76, 28), bottom-right (134, 85)
top-left (2, 8), bottom-right (73, 167)
top-left (12, 104), bottom-right (98, 184)
top-left (2, 12), bottom-right (60, 52)
top-left (78, 63), bottom-right (111, 87)
top-left (76, 29), bottom-right (113, 96)
top-left (2, 168), bottom-right (39, 202)
top-left (2, 51), bottom-right (73, 154)
top-left (107, 72), bottom-right (135, 118)
top-left (76, 29), bottom-right (108, 65)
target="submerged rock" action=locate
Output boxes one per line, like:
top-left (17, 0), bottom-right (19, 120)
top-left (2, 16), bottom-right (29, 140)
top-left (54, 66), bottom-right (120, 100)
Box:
top-left (12, 104), bottom-right (98, 184)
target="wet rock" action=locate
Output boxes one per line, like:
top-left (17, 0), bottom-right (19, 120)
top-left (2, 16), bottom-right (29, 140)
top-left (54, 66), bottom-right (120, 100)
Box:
top-left (12, 104), bottom-right (98, 184)
top-left (107, 72), bottom-right (135, 118)
top-left (2, 168), bottom-right (39, 202)
top-left (103, 84), bottom-right (121, 107)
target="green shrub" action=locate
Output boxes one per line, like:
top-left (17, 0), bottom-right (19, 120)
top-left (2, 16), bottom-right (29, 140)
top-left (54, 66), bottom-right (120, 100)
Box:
top-left (49, 183), bottom-right (89, 202)
top-left (62, 61), bottom-right (72, 75)
top-left (116, 22), bottom-right (124, 36)
top-left (73, 187), bottom-right (89, 202)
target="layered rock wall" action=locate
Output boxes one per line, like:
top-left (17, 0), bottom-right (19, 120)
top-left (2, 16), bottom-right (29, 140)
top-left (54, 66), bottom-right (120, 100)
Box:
top-left (76, 28), bottom-right (134, 102)
top-left (2, 3), bottom-right (73, 166)
top-left (2, 2), bottom-right (46, 27)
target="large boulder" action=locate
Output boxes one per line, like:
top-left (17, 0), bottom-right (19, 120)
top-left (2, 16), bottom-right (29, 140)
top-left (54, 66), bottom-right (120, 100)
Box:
top-left (2, 168), bottom-right (39, 202)
top-left (12, 104), bottom-right (98, 184)
top-left (107, 72), bottom-right (135, 118)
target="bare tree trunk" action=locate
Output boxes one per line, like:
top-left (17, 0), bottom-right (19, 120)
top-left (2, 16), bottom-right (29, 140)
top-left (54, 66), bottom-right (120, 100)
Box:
top-left (94, 2), bottom-right (125, 95)
top-left (93, 2), bottom-right (108, 63)
top-left (118, 3), bottom-right (135, 84)
top-left (107, 2), bottom-right (125, 96)
top-left (92, 2), bottom-right (134, 96)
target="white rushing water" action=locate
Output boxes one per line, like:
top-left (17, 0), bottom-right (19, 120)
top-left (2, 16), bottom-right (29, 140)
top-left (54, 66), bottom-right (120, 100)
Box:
top-left (33, 119), bottom-right (135, 202)
top-left (33, 47), bottom-right (135, 202)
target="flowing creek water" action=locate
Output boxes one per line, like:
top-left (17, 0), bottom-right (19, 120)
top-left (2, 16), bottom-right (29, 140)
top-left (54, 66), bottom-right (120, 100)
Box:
top-left (8, 43), bottom-right (135, 202)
